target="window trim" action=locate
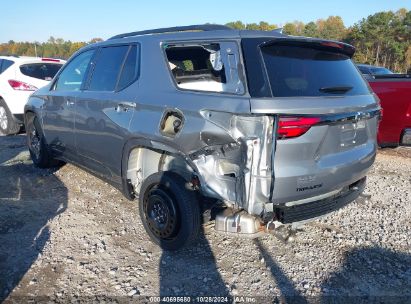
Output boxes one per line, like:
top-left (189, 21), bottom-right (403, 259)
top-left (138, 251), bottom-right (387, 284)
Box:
top-left (50, 48), bottom-right (96, 91)
top-left (241, 38), bottom-right (274, 98)
top-left (81, 47), bottom-right (101, 91)
top-left (161, 39), bottom-right (248, 97)
top-left (83, 42), bottom-right (141, 93)
top-left (115, 43), bottom-right (140, 92)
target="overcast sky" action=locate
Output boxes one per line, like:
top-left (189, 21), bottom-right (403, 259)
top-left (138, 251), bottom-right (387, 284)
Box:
top-left (1, 0), bottom-right (410, 42)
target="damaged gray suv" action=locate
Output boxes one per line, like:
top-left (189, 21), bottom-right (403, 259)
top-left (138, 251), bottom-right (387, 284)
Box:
top-left (25, 25), bottom-right (380, 250)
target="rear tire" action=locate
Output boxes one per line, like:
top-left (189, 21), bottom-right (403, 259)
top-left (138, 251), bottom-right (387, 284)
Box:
top-left (0, 99), bottom-right (20, 135)
top-left (26, 114), bottom-right (58, 168)
top-left (139, 171), bottom-right (201, 251)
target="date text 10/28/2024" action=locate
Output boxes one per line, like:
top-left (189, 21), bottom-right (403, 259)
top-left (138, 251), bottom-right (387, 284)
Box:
top-left (149, 296), bottom-right (257, 303)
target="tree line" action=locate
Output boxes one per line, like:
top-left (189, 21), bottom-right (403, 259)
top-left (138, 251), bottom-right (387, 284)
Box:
top-left (0, 37), bottom-right (103, 60)
top-left (226, 8), bottom-right (411, 73)
top-left (1, 8), bottom-right (410, 72)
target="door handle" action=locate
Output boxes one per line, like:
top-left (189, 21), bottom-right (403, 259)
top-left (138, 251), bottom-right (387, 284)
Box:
top-left (118, 102), bottom-right (137, 108)
top-left (116, 101), bottom-right (137, 112)
top-left (66, 98), bottom-right (75, 106)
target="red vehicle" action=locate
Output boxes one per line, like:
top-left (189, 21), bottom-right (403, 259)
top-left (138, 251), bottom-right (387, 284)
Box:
top-left (366, 74), bottom-right (411, 147)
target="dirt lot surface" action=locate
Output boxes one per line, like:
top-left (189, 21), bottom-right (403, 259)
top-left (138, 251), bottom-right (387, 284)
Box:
top-left (0, 135), bottom-right (410, 303)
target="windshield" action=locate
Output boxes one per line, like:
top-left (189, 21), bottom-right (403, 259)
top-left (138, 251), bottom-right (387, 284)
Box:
top-left (261, 45), bottom-right (370, 97)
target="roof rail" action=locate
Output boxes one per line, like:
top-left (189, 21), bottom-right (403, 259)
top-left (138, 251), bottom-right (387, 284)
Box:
top-left (108, 24), bottom-right (232, 40)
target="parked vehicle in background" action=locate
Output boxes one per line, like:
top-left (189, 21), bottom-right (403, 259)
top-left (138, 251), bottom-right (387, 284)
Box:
top-left (0, 56), bottom-right (65, 135)
top-left (357, 64), bottom-right (394, 76)
top-left (366, 74), bottom-right (411, 147)
top-left (25, 25), bottom-right (380, 250)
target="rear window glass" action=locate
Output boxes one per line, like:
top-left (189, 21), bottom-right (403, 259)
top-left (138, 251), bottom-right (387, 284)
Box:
top-left (261, 45), bottom-right (370, 97)
top-left (370, 67), bottom-right (393, 75)
top-left (0, 59), bottom-right (14, 74)
top-left (88, 45), bottom-right (129, 91)
top-left (357, 65), bottom-right (369, 74)
top-left (20, 63), bottom-right (62, 80)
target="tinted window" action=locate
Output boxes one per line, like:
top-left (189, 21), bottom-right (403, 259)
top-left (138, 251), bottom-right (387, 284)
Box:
top-left (54, 50), bottom-right (94, 91)
top-left (20, 63), bottom-right (63, 80)
top-left (261, 45), bottom-right (370, 97)
top-left (371, 67), bottom-right (393, 75)
top-left (117, 45), bottom-right (139, 90)
top-left (0, 59), bottom-right (14, 74)
top-left (357, 65), bottom-right (370, 74)
top-left (88, 45), bottom-right (129, 91)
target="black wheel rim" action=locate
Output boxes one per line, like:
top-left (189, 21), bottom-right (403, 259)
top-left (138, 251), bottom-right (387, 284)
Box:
top-left (144, 186), bottom-right (180, 240)
top-left (29, 125), bottom-right (41, 159)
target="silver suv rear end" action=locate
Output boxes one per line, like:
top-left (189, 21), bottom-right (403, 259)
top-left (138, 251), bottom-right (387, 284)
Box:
top-left (240, 37), bottom-right (379, 224)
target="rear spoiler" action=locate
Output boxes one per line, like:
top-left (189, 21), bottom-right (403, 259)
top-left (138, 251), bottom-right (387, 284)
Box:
top-left (259, 38), bottom-right (356, 57)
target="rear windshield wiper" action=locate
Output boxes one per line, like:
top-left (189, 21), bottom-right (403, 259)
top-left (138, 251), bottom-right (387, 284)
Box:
top-left (319, 86), bottom-right (353, 94)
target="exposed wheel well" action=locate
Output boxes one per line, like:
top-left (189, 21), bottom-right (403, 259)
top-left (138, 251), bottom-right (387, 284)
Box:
top-left (125, 146), bottom-right (195, 199)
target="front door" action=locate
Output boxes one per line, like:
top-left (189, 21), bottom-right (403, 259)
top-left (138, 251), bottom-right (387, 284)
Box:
top-left (42, 49), bottom-right (95, 158)
top-left (75, 44), bottom-right (139, 182)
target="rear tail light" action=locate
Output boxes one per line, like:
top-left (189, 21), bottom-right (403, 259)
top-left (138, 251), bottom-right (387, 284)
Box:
top-left (319, 41), bottom-right (355, 56)
top-left (277, 116), bottom-right (321, 139)
top-left (8, 80), bottom-right (38, 91)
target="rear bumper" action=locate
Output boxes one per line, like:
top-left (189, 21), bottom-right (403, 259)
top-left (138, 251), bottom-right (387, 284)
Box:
top-left (2, 90), bottom-right (33, 115)
top-left (274, 177), bottom-right (366, 224)
top-left (273, 138), bottom-right (376, 205)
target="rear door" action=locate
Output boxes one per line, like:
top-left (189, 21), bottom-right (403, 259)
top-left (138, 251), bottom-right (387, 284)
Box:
top-left (75, 44), bottom-right (139, 182)
top-left (43, 49), bottom-right (94, 157)
top-left (242, 38), bottom-right (380, 204)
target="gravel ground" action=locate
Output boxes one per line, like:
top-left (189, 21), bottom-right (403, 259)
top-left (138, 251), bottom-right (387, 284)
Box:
top-left (0, 134), bottom-right (410, 303)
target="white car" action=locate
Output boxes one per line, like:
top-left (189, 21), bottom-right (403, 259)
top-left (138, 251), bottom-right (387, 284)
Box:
top-left (0, 56), bottom-right (65, 135)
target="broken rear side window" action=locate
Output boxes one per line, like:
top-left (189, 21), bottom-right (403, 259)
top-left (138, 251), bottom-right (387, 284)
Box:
top-left (165, 43), bottom-right (244, 95)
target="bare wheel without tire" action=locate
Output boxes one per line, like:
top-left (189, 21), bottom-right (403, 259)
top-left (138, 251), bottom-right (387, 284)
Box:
top-left (0, 99), bottom-right (20, 135)
top-left (139, 171), bottom-right (201, 251)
